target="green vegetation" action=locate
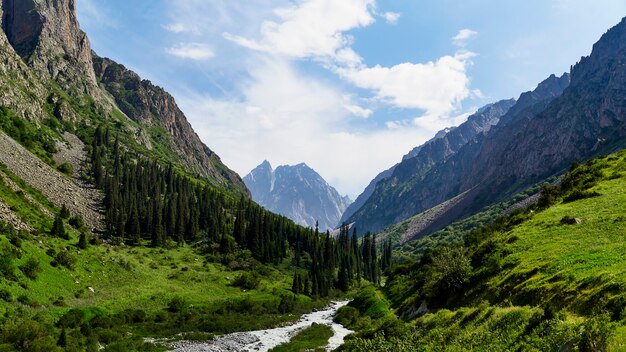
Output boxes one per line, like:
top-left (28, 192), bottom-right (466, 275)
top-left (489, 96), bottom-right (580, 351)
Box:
top-left (269, 323), bottom-right (333, 352)
top-left (342, 150), bottom-right (626, 351)
top-left (0, 107), bottom-right (59, 165)
top-left (0, 104), bottom-right (387, 350)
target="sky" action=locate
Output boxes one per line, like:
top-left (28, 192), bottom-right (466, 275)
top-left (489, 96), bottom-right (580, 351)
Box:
top-left (77, 0), bottom-right (626, 199)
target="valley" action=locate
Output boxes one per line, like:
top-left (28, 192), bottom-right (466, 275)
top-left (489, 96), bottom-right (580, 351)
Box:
top-left (0, 1), bottom-right (625, 351)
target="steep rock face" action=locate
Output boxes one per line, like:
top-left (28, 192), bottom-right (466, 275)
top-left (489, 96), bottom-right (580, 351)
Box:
top-left (338, 125), bottom-right (461, 227)
top-left (338, 166), bottom-right (394, 227)
top-left (465, 19), bottom-right (626, 195)
top-left (244, 162), bottom-right (351, 232)
top-left (2, 0), bottom-right (99, 97)
top-left (92, 56), bottom-right (248, 193)
top-left (0, 1), bottom-right (48, 120)
top-left (346, 99), bottom-right (516, 232)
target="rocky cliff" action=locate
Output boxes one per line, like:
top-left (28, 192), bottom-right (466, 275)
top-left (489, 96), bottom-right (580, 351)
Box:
top-left (345, 99), bottom-right (516, 232)
top-left (244, 161), bottom-right (351, 232)
top-left (92, 56), bottom-right (247, 192)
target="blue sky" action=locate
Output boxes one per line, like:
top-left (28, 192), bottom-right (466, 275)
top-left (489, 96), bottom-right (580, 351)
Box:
top-left (77, 0), bottom-right (626, 198)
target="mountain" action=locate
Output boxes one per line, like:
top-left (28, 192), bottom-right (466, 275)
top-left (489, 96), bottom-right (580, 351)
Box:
top-left (244, 161), bottom-right (351, 232)
top-left (337, 127), bottom-right (453, 227)
top-left (0, 0), bottom-right (247, 196)
top-left (344, 98), bottom-right (517, 232)
top-left (350, 17), bottom-right (626, 237)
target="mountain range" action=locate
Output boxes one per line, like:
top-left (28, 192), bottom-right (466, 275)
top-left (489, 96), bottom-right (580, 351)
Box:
top-left (343, 17), bottom-right (626, 237)
top-left (244, 161), bottom-right (351, 232)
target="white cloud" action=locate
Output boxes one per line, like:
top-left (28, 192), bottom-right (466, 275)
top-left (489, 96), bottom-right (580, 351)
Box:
top-left (163, 0), bottom-right (478, 197)
top-left (382, 12), bottom-right (401, 24)
top-left (344, 104), bottom-right (373, 118)
top-left (452, 28), bottom-right (478, 47)
top-left (338, 51), bottom-right (475, 115)
top-left (166, 43), bottom-right (215, 60)
top-left (163, 23), bottom-right (197, 34)
top-left (224, 0), bottom-right (376, 65)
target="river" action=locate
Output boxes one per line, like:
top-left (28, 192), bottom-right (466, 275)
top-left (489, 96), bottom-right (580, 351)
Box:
top-left (168, 301), bottom-right (353, 352)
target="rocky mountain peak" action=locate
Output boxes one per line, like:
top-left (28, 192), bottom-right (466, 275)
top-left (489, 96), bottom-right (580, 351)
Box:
top-left (244, 162), bottom-right (351, 232)
top-left (1, 0), bottom-right (99, 97)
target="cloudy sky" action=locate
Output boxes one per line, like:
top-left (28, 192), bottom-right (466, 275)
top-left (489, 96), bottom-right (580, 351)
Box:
top-left (77, 0), bottom-right (626, 198)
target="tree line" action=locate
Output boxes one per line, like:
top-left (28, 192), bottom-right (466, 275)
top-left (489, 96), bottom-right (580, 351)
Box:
top-left (88, 125), bottom-right (391, 295)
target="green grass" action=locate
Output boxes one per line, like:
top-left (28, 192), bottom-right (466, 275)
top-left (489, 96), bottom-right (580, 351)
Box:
top-left (269, 323), bottom-right (333, 352)
top-left (346, 150), bottom-right (626, 351)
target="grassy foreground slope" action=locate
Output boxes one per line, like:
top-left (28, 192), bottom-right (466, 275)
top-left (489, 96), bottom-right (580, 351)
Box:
top-left (340, 149), bottom-right (626, 351)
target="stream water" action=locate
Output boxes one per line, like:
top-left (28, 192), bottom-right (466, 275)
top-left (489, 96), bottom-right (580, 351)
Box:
top-left (168, 301), bottom-right (353, 352)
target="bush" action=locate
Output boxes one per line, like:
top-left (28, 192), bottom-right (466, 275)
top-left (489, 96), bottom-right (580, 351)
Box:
top-left (57, 163), bottom-right (74, 175)
top-left (59, 205), bottom-right (70, 219)
top-left (7, 232), bottom-right (22, 248)
top-left (579, 313), bottom-right (613, 352)
top-left (0, 256), bottom-right (17, 281)
top-left (20, 257), bottom-right (42, 280)
top-left (537, 184), bottom-right (560, 208)
top-left (0, 289), bottom-right (13, 302)
top-left (57, 309), bottom-right (86, 329)
top-left (424, 246), bottom-right (472, 304)
top-left (167, 296), bottom-right (186, 313)
top-left (231, 272), bottom-right (261, 290)
top-left (55, 251), bottom-right (76, 270)
top-left (69, 215), bottom-right (85, 230)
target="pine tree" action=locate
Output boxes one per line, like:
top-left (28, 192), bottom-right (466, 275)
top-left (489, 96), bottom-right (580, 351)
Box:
top-left (78, 231), bottom-right (88, 249)
top-left (50, 214), bottom-right (67, 240)
top-left (57, 328), bottom-right (67, 347)
top-left (59, 204), bottom-right (70, 219)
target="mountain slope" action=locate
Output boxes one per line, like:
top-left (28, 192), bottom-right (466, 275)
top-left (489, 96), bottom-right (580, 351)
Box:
top-left (244, 161), bottom-right (351, 232)
top-left (0, 0), bottom-right (247, 196)
top-left (339, 100), bottom-right (514, 228)
top-left (341, 150), bottom-right (626, 351)
top-left (346, 98), bottom-right (518, 232)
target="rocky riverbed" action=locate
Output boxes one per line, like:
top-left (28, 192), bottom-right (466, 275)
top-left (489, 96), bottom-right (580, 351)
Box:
top-left (168, 301), bottom-right (353, 352)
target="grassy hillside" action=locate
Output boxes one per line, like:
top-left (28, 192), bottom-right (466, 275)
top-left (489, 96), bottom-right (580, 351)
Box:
top-left (0, 218), bottom-right (326, 351)
top-left (341, 149), bottom-right (626, 351)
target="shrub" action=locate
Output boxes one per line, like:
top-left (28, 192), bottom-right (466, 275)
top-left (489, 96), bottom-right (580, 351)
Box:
top-left (69, 215), bottom-right (85, 230)
top-left (0, 289), bottom-right (13, 302)
top-left (59, 204), bottom-right (70, 219)
top-left (563, 190), bottom-right (601, 203)
top-left (231, 272), bottom-right (261, 290)
top-left (424, 246), bottom-right (472, 303)
top-left (20, 257), bottom-right (42, 280)
top-left (579, 313), bottom-right (613, 352)
top-left (167, 296), bottom-right (186, 313)
top-left (57, 309), bottom-right (86, 329)
top-left (7, 232), bottom-right (22, 248)
top-left (537, 184), bottom-right (560, 208)
top-left (55, 251), bottom-right (76, 270)
top-left (57, 163), bottom-right (74, 175)
top-left (0, 256), bottom-right (17, 281)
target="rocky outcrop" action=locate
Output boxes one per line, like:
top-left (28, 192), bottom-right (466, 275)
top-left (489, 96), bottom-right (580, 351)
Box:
top-left (2, 0), bottom-right (99, 97)
top-left (244, 161), bottom-right (351, 232)
top-left (92, 56), bottom-right (248, 193)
